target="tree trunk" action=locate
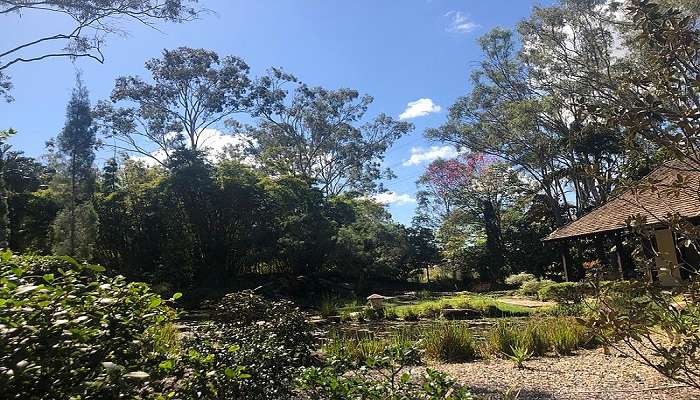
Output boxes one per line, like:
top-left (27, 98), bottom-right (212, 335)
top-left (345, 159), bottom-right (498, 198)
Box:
top-left (483, 199), bottom-right (503, 284)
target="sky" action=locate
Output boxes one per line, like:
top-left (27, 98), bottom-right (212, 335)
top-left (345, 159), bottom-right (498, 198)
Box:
top-left (0, 0), bottom-right (551, 225)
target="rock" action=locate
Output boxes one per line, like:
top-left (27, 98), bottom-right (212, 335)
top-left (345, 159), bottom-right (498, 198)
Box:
top-left (440, 308), bottom-right (481, 320)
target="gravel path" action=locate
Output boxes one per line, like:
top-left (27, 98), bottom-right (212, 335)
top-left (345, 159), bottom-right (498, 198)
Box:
top-left (429, 348), bottom-right (700, 400)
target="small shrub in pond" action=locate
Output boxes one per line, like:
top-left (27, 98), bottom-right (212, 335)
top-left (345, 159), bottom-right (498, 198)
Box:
top-left (505, 272), bottom-right (536, 288)
top-left (537, 282), bottom-right (585, 303)
top-left (403, 308), bottom-right (419, 321)
top-left (319, 296), bottom-right (338, 317)
top-left (520, 279), bottom-right (556, 296)
top-left (422, 322), bottom-right (478, 362)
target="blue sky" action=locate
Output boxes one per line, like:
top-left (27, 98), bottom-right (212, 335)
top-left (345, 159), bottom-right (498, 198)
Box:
top-left (0, 0), bottom-right (549, 225)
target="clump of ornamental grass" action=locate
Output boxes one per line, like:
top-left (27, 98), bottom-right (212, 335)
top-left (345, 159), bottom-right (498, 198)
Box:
top-left (421, 322), bottom-right (478, 362)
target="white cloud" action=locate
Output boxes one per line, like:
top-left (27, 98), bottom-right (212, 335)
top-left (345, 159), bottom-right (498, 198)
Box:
top-left (402, 145), bottom-right (459, 166)
top-left (372, 191), bottom-right (416, 206)
top-left (398, 98), bottom-right (441, 120)
top-left (445, 11), bottom-right (479, 34)
top-left (130, 128), bottom-right (253, 166)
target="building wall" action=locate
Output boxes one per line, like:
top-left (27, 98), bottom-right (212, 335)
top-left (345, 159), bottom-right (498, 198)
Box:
top-left (654, 228), bottom-right (682, 286)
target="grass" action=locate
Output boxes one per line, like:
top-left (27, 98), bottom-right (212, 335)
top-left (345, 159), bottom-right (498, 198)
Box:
top-left (322, 327), bottom-right (421, 366)
top-left (486, 317), bottom-right (594, 358)
top-left (392, 293), bottom-right (535, 320)
top-left (147, 322), bottom-right (181, 357)
top-left (421, 322), bottom-right (479, 362)
top-left (319, 296), bottom-right (338, 318)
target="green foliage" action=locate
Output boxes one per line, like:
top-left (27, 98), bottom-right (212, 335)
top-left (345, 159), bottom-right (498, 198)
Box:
top-left (305, 330), bottom-right (470, 400)
top-left (297, 365), bottom-right (473, 400)
top-left (50, 202), bottom-right (99, 260)
top-left (587, 280), bottom-right (700, 388)
top-left (537, 282), bottom-right (585, 303)
top-left (250, 70), bottom-right (412, 196)
top-left (519, 279), bottom-right (555, 296)
top-left (319, 295), bottom-right (338, 318)
top-left (506, 343), bottom-right (532, 369)
top-left (487, 317), bottom-right (593, 359)
top-left (203, 290), bottom-right (314, 399)
top-left (504, 272), bottom-right (536, 288)
top-left (0, 254), bottom-right (178, 399)
top-left (421, 322), bottom-right (479, 362)
top-left (323, 328), bottom-right (421, 368)
top-left (394, 293), bottom-right (535, 319)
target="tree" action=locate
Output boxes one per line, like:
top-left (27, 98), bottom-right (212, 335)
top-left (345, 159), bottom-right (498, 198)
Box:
top-left (50, 75), bottom-right (98, 259)
top-left (428, 0), bottom-right (637, 226)
top-left (416, 154), bottom-right (528, 284)
top-left (582, 0), bottom-right (700, 389)
top-left (0, 128), bottom-right (16, 247)
top-left (406, 226), bottom-right (440, 282)
top-left (95, 47), bottom-right (252, 166)
top-left (249, 69), bottom-right (412, 195)
top-left (0, 0), bottom-right (200, 101)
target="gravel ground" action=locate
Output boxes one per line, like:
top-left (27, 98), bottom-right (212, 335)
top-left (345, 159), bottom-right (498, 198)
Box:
top-left (429, 348), bottom-right (700, 400)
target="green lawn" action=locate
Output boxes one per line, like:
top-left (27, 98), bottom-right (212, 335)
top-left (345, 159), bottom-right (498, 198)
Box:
top-left (386, 293), bottom-right (538, 318)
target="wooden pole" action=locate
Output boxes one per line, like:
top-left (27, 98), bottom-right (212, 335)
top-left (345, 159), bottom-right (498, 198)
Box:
top-left (561, 249), bottom-right (569, 282)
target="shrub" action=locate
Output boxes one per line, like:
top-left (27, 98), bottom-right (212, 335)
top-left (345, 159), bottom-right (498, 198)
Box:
top-left (403, 308), bottom-right (419, 321)
top-left (319, 296), bottom-right (338, 317)
top-left (505, 273), bottom-right (536, 288)
top-left (204, 290), bottom-right (313, 399)
top-left (302, 331), bottom-right (470, 400)
top-left (519, 279), bottom-right (555, 296)
top-left (422, 322), bottom-right (478, 362)
top-left (537, 282), bottom-right (584, 303)
top-left (0, 254), bottom-right (181, 399)
top-left (297, 366), bottom-right (472, 399)
top-left (383, 306), bottom-right (398, 320)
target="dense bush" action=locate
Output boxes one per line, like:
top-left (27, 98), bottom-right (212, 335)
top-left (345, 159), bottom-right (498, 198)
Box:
top-left (537, 282), bottom-right (585, 303)
top-left (421, 322), bottom-right (478, 362)
top-left (0, 254), bottom-right (180, 399)
top-left (504, 272), bottom-right (536, 288)
top-left (204, 290), bottom-right (314, 399)
top-left (519, 279), bottom-right (556, 296)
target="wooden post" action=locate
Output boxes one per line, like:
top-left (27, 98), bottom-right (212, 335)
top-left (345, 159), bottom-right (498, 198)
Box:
top-left (561, 250), bottom-right (569, 282)
top-left (615, 235), bottom-right (625, 280)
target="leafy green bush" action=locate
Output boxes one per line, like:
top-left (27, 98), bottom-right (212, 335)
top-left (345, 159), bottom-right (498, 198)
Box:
top-left (504, 272), bottom-right (536, 288)
top-left (303, 332), bottom-right (470, 400)
top-left (519, 279), bottom-right (555, 296)
top-left (0, 254), bottom-right (180, 399)
top-left (204, 290), bottom-right (314, 399)
top-left (537, 282), bottom-right (584, 303)
top-left (421, 322), bottom-right (478, 362)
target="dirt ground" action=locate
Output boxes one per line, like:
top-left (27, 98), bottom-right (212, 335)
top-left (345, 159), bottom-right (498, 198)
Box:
top-left (427, 347), bottom-right (700, 400)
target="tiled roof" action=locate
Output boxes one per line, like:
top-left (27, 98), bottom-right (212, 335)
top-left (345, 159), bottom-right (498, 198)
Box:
top-left (544, 159), bottom-right (700, 241)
